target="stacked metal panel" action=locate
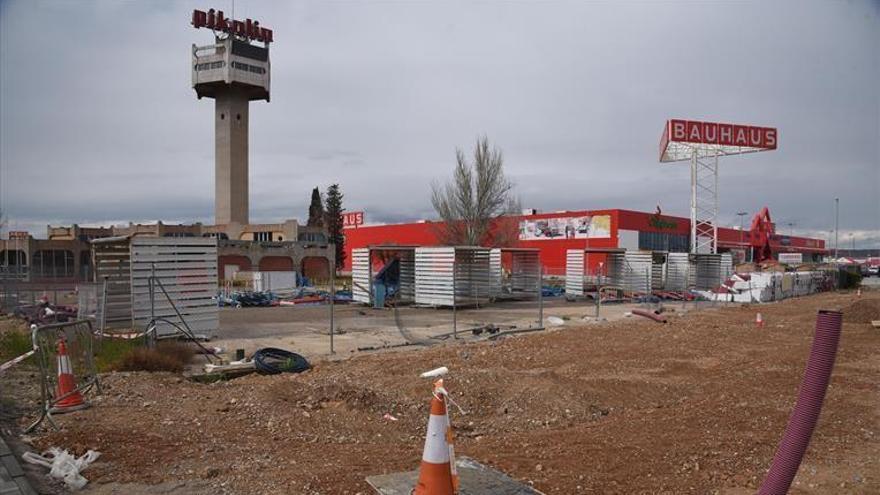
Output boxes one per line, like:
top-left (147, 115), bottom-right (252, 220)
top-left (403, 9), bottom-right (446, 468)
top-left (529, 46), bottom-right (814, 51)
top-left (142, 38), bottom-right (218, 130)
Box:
top-left (490, 249), bottom-right (502, 297)
top-left (414, 247), bottom-right (492, 306)
top-left (397, 249), bottom-right (416, 302)
top-left (565, 250), bottom-right (585, 296)
top-left (92, 237), bottom-right (133, 329)
top-left (606, 252), bottom-right (653, 292)
top-left (720, 253), bottom-right (734, 282)
top-left (351, 248), bottom-right (371, 304)
top-left (651, 255), bottom-right (665, 290)
top-left (693, 254), bottom-right (723, 290)
top-left (665, 253), bottom-right (691, 291)
top-left (130, 237), bottom-right (218, 336)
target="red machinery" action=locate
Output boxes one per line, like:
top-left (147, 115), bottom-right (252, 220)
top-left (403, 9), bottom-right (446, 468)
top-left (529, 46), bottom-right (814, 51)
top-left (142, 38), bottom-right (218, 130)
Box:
top-left (749, 207), bottom-right (775, 263)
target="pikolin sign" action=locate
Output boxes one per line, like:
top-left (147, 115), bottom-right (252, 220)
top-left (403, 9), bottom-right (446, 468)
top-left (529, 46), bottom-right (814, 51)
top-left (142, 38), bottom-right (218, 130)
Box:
top-left (191, 9), bottom-right (274, 43)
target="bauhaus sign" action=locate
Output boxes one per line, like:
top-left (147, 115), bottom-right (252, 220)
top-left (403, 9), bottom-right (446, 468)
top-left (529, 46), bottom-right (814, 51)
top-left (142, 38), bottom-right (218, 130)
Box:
top-left (342, 211), bottom-right (365, 229)
top-left (667, 119), bottom-right (777, 149)
top-left (192, 9), bottom-right (273, 43)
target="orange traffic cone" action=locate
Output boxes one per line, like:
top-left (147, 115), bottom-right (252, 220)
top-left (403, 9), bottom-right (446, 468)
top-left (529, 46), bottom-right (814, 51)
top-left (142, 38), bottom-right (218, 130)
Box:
top-left (413, 379), bottom-right (459, 495)
top-left (51, 340), bottom-right (88, 414)
top-left (756, 312), bottom-right (764, 328)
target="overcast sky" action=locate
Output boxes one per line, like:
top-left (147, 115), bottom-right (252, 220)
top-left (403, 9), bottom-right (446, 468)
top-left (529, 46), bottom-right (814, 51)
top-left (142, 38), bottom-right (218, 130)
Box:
top-left (1, 0), bottom-right (878, 246)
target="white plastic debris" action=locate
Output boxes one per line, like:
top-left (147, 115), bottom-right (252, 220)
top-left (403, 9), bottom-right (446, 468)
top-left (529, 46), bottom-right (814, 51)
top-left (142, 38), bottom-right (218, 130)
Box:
top-left (420, 366), bottom-right (448, 378)
top-left (546, 316), bottom-right (565, 327)
top-left (22, 447), bottom-right (100, 490)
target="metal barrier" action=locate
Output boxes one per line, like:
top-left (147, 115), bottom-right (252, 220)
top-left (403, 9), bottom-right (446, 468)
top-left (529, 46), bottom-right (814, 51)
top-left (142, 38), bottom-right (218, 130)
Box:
top-left (26, 320), bottom-right (101, 433)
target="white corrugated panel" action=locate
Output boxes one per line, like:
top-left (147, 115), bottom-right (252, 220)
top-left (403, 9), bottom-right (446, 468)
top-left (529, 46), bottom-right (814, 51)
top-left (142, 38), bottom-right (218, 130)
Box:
top-left (92, 238), bottom-right (133, 329)
top-left (565, 250), bottom-right (585, 296)
top-left (666, 253), bottom-right (690, 291)
top-left (651, 256), bottom-right (665, 290)
top-left (397, 249), bottom-right (416, 302)
top-left (693, 254), bottom-right (723, 290)
top-left (352, 248), bottom-right (371, 304)
top-left (720, 253), bottom-right (734, 282)
top-left (415, 247), bottom-right (491, 306)
top-left (606, 252), bottom-right (652, 292)
top-left (130, 237), bottom-right (218, 336)
top-left (490, 248), bottom-right (502, 296)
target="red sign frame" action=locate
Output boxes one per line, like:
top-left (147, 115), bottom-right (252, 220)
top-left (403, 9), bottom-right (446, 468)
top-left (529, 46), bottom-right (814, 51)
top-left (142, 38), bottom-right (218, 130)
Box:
top-left (342, 211), bottom-right (365, 229)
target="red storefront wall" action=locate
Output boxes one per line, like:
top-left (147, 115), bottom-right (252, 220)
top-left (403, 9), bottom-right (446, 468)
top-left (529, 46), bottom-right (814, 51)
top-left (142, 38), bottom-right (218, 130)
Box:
top-left (343, 208), bottom-right (827, 276)
top-left (343, 210), bottom-right (621, 276)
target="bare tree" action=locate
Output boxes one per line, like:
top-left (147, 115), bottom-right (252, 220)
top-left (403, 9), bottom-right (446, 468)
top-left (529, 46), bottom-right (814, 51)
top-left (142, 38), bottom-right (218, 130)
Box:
top-left (431, 137), bottom-right (520, 246)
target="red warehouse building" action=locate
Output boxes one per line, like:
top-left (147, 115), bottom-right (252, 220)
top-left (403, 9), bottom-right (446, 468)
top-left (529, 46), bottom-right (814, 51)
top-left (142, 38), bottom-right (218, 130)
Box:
top-left (343, 208), bottom-right (826, 276)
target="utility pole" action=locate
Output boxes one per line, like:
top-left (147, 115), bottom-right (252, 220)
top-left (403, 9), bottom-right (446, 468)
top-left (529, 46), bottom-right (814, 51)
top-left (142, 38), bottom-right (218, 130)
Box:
top-left (834, 197), bottom-right (839, 258)
top-left (736, 211), bottom-right (748, 262)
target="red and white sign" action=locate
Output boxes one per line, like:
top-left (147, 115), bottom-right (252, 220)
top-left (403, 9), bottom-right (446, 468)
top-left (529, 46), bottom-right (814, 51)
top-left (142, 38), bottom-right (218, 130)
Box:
top-left (192, 9), bottom-right (273, 43)
top-left (667, 119), bottom-right (777, 148)
top-left (342, 211), bottom-right (365, 229)
top-left (660, 119), bottom-right (777, 162)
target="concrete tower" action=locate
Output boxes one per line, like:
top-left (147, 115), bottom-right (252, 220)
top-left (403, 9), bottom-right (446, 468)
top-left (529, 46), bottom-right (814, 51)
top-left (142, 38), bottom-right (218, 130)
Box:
top-left (192, 10), bottom-right (271, 226)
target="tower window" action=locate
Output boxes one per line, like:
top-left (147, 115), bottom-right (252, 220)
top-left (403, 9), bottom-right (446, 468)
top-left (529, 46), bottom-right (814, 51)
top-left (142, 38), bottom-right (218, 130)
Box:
top-left (236, 114), bottom-right (241, 121)
top-left (220, 113), bottom-right (225, 120)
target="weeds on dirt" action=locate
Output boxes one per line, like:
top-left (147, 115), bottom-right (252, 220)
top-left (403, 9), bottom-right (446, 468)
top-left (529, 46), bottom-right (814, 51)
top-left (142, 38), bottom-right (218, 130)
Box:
top-left (111, 342), bottom-right (195, 373)
top-left (93, 338), bottom-right (140, 372)
top-left (0, 325), bottom-right (35, 364)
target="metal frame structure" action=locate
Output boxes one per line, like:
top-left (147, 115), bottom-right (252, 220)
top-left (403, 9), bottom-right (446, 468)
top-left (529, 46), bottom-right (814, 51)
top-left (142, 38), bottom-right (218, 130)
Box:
top-left (690, 148), bottom-right (719, 254)
top-left (660, 119), bottom-right (777, 255)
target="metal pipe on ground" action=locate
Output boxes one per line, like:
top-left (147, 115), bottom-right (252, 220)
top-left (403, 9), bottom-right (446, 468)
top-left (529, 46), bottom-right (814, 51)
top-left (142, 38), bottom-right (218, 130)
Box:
top-left (757, 310), bottom-right (842, 495)
top-left (631, 308), bottom-right (667, 323)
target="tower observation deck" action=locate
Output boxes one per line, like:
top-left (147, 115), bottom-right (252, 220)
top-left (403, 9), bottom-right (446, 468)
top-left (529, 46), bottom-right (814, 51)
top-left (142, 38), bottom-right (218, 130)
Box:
top-left (191, 8), bottom-right (272, 226)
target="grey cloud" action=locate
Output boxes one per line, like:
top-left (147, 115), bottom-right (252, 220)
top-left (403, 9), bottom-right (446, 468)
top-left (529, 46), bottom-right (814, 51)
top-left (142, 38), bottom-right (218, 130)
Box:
top-left (1, 0), bottom-right (877, 245)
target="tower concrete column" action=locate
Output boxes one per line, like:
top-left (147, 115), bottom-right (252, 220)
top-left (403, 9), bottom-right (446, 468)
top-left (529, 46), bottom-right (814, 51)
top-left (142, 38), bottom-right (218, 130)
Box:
top-left (215, 89), bottom-right (250, 225)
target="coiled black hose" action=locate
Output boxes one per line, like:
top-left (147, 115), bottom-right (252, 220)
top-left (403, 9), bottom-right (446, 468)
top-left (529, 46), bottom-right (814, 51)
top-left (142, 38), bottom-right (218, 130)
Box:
top-left (252, 348), bottom-right (310, 375)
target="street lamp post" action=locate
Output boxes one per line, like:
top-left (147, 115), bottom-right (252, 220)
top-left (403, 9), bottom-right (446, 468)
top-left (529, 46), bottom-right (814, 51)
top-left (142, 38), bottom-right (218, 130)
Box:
top-left (834, 198), bottom-right (839, 258)
top-left (736, 211), bottom-right (748, 262)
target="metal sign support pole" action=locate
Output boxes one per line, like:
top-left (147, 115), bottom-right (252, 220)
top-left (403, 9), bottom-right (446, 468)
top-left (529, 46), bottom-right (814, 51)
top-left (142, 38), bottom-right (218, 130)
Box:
top-left (330, 247), bottom-right (335, 355)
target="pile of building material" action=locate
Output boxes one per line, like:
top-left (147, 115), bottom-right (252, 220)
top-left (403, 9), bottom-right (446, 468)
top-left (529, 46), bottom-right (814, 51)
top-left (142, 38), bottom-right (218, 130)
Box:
top-left (698, 271), bottom-right (830, 302)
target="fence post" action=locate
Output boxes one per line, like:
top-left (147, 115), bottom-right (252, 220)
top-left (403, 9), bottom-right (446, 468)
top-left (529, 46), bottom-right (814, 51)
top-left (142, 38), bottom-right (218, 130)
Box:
top-left (329, 248), bottom-right (335, 355)
top-left (452, 261), bottom-right (458, 340)
top-left (537, 262), bottom-right (543, 328)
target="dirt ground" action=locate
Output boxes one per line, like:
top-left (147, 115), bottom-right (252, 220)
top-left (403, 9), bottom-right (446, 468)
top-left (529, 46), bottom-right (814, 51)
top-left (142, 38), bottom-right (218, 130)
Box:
top-left (4, 291), bottom-right (879, 494)
top-left (213, 298), bottom-right (639, 358)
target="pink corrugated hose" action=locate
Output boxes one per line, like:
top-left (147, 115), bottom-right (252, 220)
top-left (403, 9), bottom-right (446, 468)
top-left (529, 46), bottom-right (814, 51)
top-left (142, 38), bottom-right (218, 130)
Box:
top-left (757, 310), bottom-right (842, 495)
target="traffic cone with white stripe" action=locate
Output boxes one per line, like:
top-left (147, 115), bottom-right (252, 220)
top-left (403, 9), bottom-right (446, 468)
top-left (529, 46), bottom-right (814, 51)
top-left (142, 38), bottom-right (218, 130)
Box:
top-left (51, 339), bottom-right (88, 414)
top-left (755, 312), bottom-right (764, 328)
top-left (413, 379), bottom-right (459, 495)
